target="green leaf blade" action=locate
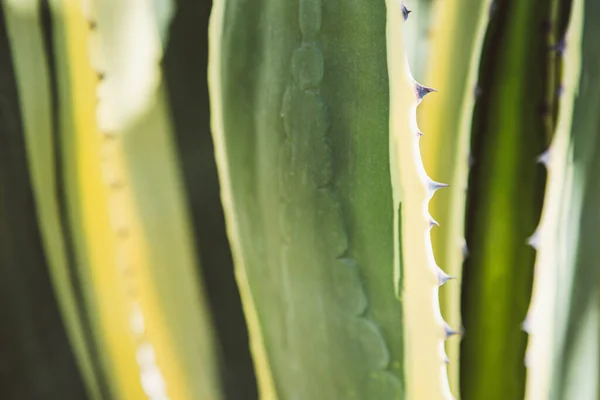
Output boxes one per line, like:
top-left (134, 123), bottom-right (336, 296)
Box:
top-left (210, 0), bottom-right (408, 398)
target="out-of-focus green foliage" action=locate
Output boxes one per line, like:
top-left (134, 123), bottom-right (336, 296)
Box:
top-left (0, 0), bottom-right (253, 399)
top-left (458, 1), bottom-right (556, 398)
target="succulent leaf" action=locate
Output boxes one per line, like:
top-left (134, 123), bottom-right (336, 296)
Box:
top-left (417, 0), bottom-right (490, 395)
top-left (210, 0), bottom-right (410, 398)
top-left (459, 1), bottom-right (565, 398)
top-left (386, 0), bottom-right (453, 398)
top-left (2, 1), bottom-right (225, 398)
top-left (526, 0), bottom-right (600, 398)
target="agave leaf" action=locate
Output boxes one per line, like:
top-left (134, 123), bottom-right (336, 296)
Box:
top-left (209, 0), bottom-right (430, 397)
top-left (416, 0), bottom-right (489, 395)
top-left (210, 0), bottom-right (455, 397)
top-left (2, 1), bottom-right (107, 397)
top-left (386, 0), bottom-right (454, 397)
top-left (162, 0), bottom-right (258, 397)
top-left (525, 0), bottom-right (600, 398)
top-left (66, 0), bottom-right (224, 398)
top-left (0, 2), bottom-right (88, 398)
top-left (4, 0), bottom-right (224, 398)
top-left (458, 1), bottom-right (561, 398)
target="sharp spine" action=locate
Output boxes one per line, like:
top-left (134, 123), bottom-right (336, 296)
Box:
top-left (527, 229), bottom-right (541, 250)
top-left (468, 153), bottom-right (475, 168)
top-left (428, 179), bottom-right (450, 193)
top-left (488, 1), bottom-right (497, 17)
top-left (437, 269), bottom-right (454, 287)
top-left (429, 217), bottom-right (440, 229)
top-left (415, 82), bottom-right (437, 101)
top-left (521, 317), bottom-right (531, 334)
top-left (550, 38), bottom-right (566, 55)
top-left (461, 239), bottom-right (469, 260)
top-left (444, 323), bottom-right (460, 339)
top-left (537, 149), bottom-right (551, 166)
top-left (401, 4), bottom-right (412, 21)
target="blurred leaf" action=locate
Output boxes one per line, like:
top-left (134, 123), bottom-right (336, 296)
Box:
top-left (60, 0), bottom-right (224, 398)
top-left (525, 0), bottom-right (600, 398)
top-left (2, 0), bottom-right (226, 398)
top-left (3, 1), bottom-right (108, 397)
top-left (162, 0), bottom-right (258, 398)
top-left (459, 1), bottom-right (560, 398)
top-left (0, 2), bottom-right (88, 398)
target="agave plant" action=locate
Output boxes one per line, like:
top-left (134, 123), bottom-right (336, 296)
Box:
top-left (1, 0), bottom-right (599, 399)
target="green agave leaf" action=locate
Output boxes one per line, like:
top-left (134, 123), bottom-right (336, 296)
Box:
top-left (458, 0), bottom-right (563, 399)
top-left (547, 2), bottom-right (600, 396)
top-left (210, 0), bottom-right (409, 397)
top-left (210, 0), bottom-right (451, 397)
top-left (525, 0), bottom-right (600, 398)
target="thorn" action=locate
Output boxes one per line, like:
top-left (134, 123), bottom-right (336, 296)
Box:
top-left (474, 84), bottom-right (482, 99)
top-left (468, 153), bottom-right (475, 168)
top-left (521, 317), bottom-right (531, 334)
top-left (444, 323), bottom-right (460, 339)
top-left (524, 351), bottom-right (532, 368)
top-left (428, 179), bottom-right (450, 193)
top-left (415, 82), bottom-right (437, 101)
top-left (488, 1), bottom-right (498, 17)
top-left (97, 72), bottom-right (105, 81)
top-left (557, 85), bottom-right (565, 97)
top-left (537, 148), bottom-right (551, 166)
top-left (461, 239), bottom-right (469, 259)
top-left (89, 20), bottom-right (97, 30)
top-left (444, 355), bottom-right (450, 365)
top-left (527, 229), bottom-right (540, 250)
top-left (417, 130), bottom-right (424, 137)
top-left (437, 269), bottom-right (454, 287)
top-left (401, 4), bottom-right (412, 21)
top-left (550, 38), bottom-right (566, 55)
top-left (429, 217), bottom-right (440, 230)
